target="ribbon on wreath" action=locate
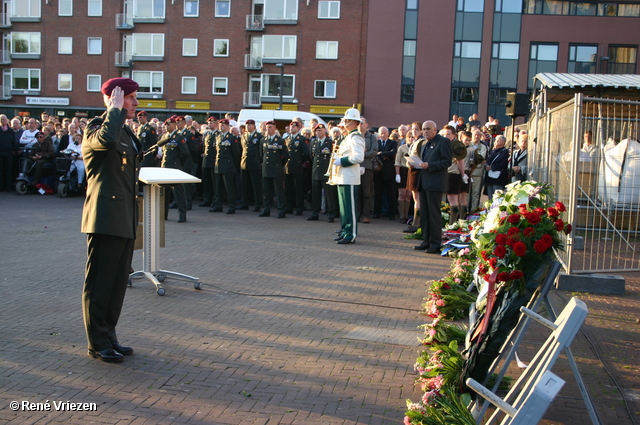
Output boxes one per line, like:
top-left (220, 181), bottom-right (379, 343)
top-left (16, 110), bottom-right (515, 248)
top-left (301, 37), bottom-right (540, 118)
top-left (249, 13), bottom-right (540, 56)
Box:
top-left (471, 269), bottom-right (498, 344)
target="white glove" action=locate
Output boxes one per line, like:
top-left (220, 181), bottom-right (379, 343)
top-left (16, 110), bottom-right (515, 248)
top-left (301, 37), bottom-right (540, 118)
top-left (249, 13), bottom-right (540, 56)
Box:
top-left (395, 174), bottom-right (401, 184)
top-left (333, 158), bottom-right (341, 166)
top-left (360, 167), bottom-right (365, 175)
top-left (462, 174), bottom-right (469, 184)
top-left (470, 177), bottom-right (474, 183)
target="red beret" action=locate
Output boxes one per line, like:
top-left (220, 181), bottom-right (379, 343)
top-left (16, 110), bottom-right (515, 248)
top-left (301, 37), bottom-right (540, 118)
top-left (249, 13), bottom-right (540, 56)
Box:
top-left (164, 117), bottom-right (176, 125)
top-left (290, 121), bottom-right (300, 126)
top-left (314, 123), bottom-right (326, 131)
top-left (137, 110), bottom-right (147, 117)
top-left (207, 116), bottom-right (218, 122)
top-left (218, 119), bottom-right (230, 125)
top-left (101, 78), bottom-right (139, 96)
top-left (245, 119), bottom-right (256, 125)
top-left (265, 120), bottom-right (276, 126)
top-left (176, 116), bottom-right (185, 122)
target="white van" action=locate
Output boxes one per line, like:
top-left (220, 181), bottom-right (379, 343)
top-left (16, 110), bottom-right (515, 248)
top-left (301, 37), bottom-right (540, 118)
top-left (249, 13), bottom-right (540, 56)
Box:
top-left (237, 109), bottom-right (327, 133)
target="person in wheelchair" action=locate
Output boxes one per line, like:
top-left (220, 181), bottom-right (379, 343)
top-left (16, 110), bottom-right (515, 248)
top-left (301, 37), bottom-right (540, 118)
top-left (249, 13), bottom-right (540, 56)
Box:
top-left (30, 132), bottom-right (55, 185)
top-left (65, 133), bottom-right (85, 186)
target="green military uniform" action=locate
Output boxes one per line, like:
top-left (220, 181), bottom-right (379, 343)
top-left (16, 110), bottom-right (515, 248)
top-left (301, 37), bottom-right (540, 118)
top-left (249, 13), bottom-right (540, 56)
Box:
top-left (157, 129), bottom-right (190, 221)
top-left (240, 130), bottom-right (263, 211)
top-left (260, 134), bottom-right (288, 217)
top-left (179, 127), bottom-right (198, 209)
top-left (309, 135), bottom-right (338, 220)
top-left (284, 133), bottom-right (310, 215)
top-left (137, 122), bottom-right (157, 167)
top-left (201, 129), bottom-right (218, 206)
top-left (81, 107), bottom-right (141, 353)
top-left (211, 131), bottom-right (241, 213)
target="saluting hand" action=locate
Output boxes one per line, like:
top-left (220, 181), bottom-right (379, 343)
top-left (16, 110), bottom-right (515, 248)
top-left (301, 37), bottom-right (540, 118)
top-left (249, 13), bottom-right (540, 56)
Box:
top-left (106, 86), bottom-right (125, 110)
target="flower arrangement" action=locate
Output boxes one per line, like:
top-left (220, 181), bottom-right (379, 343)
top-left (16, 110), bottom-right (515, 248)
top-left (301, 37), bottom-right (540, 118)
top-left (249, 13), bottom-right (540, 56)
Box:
top-left (419, 317), bottom-right (467, 346)
top-left (422, 277), bottom-right (477, 320)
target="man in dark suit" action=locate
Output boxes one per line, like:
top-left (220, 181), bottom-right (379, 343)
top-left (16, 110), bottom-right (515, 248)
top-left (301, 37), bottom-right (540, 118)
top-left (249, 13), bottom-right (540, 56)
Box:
top-left (239, 119), bottom-right (263, 212)
top-left (373, 126), bottom-right (398, 220)
top-left (210, 119), bottom-right (241, 214)
top-left (260, 121), bottom-right (289, 218)
top-left (284, 121), bottom-right (310, 215)
top-left (307, 123), bottom-right (338, 222)
top-left (412, 120), bottom-right (453, 254)
top-left (81, 78), bottom-right (142, 363)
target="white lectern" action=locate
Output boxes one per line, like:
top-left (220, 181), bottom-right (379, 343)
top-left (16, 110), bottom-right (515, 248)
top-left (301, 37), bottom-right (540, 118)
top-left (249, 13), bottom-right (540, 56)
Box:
top-left (131, 167), bottom-right (202, 295)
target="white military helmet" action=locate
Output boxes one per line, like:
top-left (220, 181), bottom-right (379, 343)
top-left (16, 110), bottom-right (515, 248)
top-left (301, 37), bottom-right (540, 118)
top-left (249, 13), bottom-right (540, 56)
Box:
top-left (342, 108), bottom-right (361, 122)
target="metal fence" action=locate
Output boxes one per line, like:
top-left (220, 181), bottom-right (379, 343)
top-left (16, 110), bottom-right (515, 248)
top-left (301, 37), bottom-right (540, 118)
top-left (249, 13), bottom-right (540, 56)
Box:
top-left (530, 93), bottom-right (640, 274)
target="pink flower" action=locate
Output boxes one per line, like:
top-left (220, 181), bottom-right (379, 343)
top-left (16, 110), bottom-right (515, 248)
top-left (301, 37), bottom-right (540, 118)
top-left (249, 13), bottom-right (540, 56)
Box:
top-left (404, 416), bottom-right (412, 425)
top-left (435, 299), bottom-right (445, 307)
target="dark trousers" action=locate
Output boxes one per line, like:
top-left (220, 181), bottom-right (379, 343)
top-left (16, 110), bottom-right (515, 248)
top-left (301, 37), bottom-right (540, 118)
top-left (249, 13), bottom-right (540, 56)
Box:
top-left (338, 185), bottom-right (358, 241)
top-left (358, 168), bottom-right (374, 219)
top-left (419, 189), bottom-right (443, 249)
top-left (166, 183), bottom-right (186, 214)
top-left (263, 175), bottom-right (285, 212)
top-left (213, 172), bottom-right (236, 210)
top-left (201, 167), bottom-right (214, 204)
top-left (83, 234), bottom-right (134, 351)
top-left (33, 159), bottom-right (53, 184)
top-left (285, 173), bottom-right (305, 213)
top-left (241, 168), bottom-right (262, 208)
top-left (0, 155), bottom-right (12, 190)
top-left (310, 179), bottom-right (337, 218)
top-left (184, 162), bottom-right (198, 207)
top-left (374, 173), bottom-right (398, 217)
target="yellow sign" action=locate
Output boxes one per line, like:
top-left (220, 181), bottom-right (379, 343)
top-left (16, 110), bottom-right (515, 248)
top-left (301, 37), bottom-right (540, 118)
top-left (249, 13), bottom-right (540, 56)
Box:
top-left (309, 105), bottom-right (356, 115)
top-left (261, 103), bottom-right (298, 111)
top-left (175, 101), bottom-right (210, 110)
top-left (138, 100), bottom-right (167, 109)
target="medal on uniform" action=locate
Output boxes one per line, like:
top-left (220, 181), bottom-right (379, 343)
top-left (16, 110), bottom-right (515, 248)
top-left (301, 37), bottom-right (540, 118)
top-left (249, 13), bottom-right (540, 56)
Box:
top-left (121, 157), bottom-right (127, 171)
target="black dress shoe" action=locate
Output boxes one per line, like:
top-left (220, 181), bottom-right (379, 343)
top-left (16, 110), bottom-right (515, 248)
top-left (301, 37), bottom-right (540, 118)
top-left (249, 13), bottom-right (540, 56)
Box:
top-left (413, 244), bottom-right (429, 250)
top-left (199, 202), bottom-right (211, 207)
top-left (327, 217), bottom-right (335, 223)
top-left (208, 207), bottom-right (222, 212)
top-left (306, 215), bottom-right (319, 221)
top-left (258, 210), bottom-right (270, 217)
top-left (284, 209), bottom-right (293, 214)
top-left (426, 247), bottom-right (441, 254)
top-left (168, 202), bottom-right (177, 209)
top-left (238, 206), bottom-right (249, 210)
top-left (277, 212), bottom-right (286, 218)
top-left (372, 214), bottom-right (380, 219)
top-left (178, 217), bottom-right (186, 223)
top-left (333, 235), bottom-right (345, 241)
top-left (226, 208), bottom-right (235, 214)
top-left (295, 210), bottom-right (303, 216)
top-left (112, 342), bottom-right (134, 356)
top-left (253, 206), bottom-right (262, 212)
top-left (88, 348), bottom-right (123, 363)
top-left (403, 226), bottom-right (418, 234)
top-left (336, 238), bottom-right (354, 244)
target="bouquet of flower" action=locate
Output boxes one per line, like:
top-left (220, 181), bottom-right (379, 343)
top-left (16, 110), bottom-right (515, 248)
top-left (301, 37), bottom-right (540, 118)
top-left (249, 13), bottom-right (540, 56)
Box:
top-left (422, 278), bottom-right (477, 320)
top-left (419, 317), bottom-right (467, 346)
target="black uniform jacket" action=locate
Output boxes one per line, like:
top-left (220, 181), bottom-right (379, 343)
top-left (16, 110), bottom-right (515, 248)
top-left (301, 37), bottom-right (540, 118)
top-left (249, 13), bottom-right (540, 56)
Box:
top-left (261, 135), bottom-right (288, 178)
top-left (214, 131), bottom-right (241, 174)
top-left (310, 136), bottom-right (333, 182)
top-left (285, 133), bottom-right (309, 175)
top-left (158, 130), bottom-right (190, 169)
top-left (81, 108), bottom-right (141, 240)
top-left (241, 131), bottom-right (263, 171)
top-left (202, 130), bottom-right (218, 169)
top-left (137, 123), bottom-right (157, 167)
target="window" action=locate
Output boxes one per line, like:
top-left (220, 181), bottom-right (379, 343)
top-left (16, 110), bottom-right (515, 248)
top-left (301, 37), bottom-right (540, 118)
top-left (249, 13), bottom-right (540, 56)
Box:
top-left (12, 0), bottom-right (41, 18)
top-left (184, 0), bottom-right (198, 16)
top-left (88, 0), bottom-right (102, 16)
top-left (404, 40), bottom-right (416, 56)
top-left (11, 32), bottom-right (41, 55)
top-left (58, 37), bottom-right (73, 55)
top-left (262, 35), bottom-right (296, 60)
top-left (570, 2), bottom-right (596, 15)
top-left (318, 1), bottom-right (340, 19)
top-left (495, 0), bottom-right (521, 13)
top-left (264, 0), bottom-right (298, 20)
top-left (492, 42), bottom-right (519, 59)
top-left (87, 74), bottom-right (101, 92)
top-left (457, 0), bottom-right (483, 12)
top-left (316, 41), bottom-right (338, 59)
top-left (215, 0), bottom-right (230, 17)
top-left (568, 44), bottom-right (597, 73)
top-left (528, 43), bottom-right (558, 88)
top-left (455, 42), bottom-right (482, 58)
top-left (618, 4), bottom-right (640, 17)
top-left (182, 77), bottom-right (197, 94)
top-left (58, 74), bottom-right (72, 91)
top-left (11, 69), bottom-right (40, 91)
top-left (407, 0), bottom-right (418, 9)
top-left (212, 77), bottom-right (228, 95)
top-left (87, 37), bottom-right (102, 55)
top-left (134, 0), bottom-right (165, 19)
top-left (314, 80), bottom-right (336, 98)
top-left (213, 39), bottom-right (229, 57)
top-left (261, 74), bottom-right (294, 97)
top-left (132, 70), bottom-right (163, 93)
top-left (183, 38), bottom-right (198, 56)
top-left (608, 45), bottom-right (637, 74)
top-left (59, 0), bottom-right (73, 16)
top-left (132, 33), bottom-right (164, 56)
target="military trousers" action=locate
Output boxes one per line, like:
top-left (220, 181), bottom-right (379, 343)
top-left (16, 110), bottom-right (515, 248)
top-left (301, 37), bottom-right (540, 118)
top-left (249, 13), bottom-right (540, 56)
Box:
top-left (310, 179), bottom-right (337, 219)
top-left (338, 185), bottom-right (359, 242)
top-left (241, 168), bottom-right (262, 208)
top-left (285, 173), bottom-right (305, 213)
top-left (262, 175), bottom-right (285, 212)
top-left (201, 167), bottom-right (214, 205)
top-left (213, 172), bottom-right (236, 210)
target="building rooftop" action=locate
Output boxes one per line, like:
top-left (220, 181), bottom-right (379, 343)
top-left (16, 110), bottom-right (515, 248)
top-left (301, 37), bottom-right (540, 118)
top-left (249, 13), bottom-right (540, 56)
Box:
top-left (534, 73), bottom-right (640, 90)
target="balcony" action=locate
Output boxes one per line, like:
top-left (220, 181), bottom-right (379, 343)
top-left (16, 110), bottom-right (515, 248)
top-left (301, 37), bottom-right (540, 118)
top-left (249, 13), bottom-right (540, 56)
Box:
top-left (244, 54), bottom-right (263, 70)
top-left (243, 92), bottom-right (261, 108)
top-left (0, 12), bottom-right (11, 28)
top-left (245, 15), bottom-right (263, 30)
top-left (0, 49), bottom-right (11, 65)
top-left (115, 51), bottom-right (132, 67)
top-left (115, 13), bottom-right (134, 29)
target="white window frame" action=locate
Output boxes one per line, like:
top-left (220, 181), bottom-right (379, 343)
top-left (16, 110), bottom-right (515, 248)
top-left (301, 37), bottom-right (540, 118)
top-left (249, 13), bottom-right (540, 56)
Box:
top-left (184, 0), bottom-right (199, 16)
top-left (59, 0), bottom-right (73, 16)
top-left (87, 74), bottom-right (102, 92)
top-left (133, 0), bottom-right (166, 19)
top-left (261, 74), bottom-right (295, 98)
top-left (132, 70), bottom-right (164, 94)
top-left (314, 80), bottom-right (336, 98)
top-left (88, 0), bottom-right (102, 16)
top-left (316, 41), bottom-right (338, 59)
top-left (215, 0), bottom-right (230, 17)
top-left (213, 39), bottom-right (229, 57)
top-left (12, 0), bottom-right (41, 18)
top-left (58, 37), bottom-right (73, 55)
top-left (182, 38), bottom-right (198, 56)
top-left (262, 35), bottom-right (297, 60)
top-left (264, 0), bottom-right (298, 20)
top-left (10, 68), bottom-right (41, 91)
top-left (132, 33), bottom-right (165, 57)
top-left (181, 76), bottom-right (197, 94)
top-left (58, 74), bottom-right (73, 91)
top-left (212, 77), bottom-right (228, 95)
top-left (10, 32), bottom-right (41, 55)
top-left (318, 1), bottom-right (340, 19)
top-left (87, 37), bottom-right (102, 55)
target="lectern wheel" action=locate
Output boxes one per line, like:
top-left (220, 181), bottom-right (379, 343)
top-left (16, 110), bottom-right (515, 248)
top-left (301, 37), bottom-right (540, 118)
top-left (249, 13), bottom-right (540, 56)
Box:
top-left (157, 287), bottom-right (166, 296)
top-left (194, 281), bottom-right (201, 290)
top-left (157, 273), bottom-right (166, 282)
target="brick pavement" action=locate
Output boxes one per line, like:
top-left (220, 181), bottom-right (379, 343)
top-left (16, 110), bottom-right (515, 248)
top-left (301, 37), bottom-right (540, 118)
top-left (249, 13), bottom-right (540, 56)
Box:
top-left (0, 191), bottom-right (638, 425)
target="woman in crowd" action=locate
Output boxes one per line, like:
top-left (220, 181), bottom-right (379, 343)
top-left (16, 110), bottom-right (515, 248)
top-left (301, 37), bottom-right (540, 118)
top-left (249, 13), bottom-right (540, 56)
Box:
top-left (395, 130), bottom-right (414, 223)
top-left (484, 135), bottom-right (509, 199)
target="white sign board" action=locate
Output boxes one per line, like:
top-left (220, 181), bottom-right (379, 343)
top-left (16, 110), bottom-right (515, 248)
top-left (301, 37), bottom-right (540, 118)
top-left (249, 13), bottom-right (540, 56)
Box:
top-left (26, 97), bottom-right (70, 106)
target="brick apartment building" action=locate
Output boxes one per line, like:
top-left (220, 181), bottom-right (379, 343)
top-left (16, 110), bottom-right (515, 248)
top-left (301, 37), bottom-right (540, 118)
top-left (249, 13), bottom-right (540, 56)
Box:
top-left (2, 0), bottom-right (640, 128)
top-left (0, 0), bottom-right (367, 122)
